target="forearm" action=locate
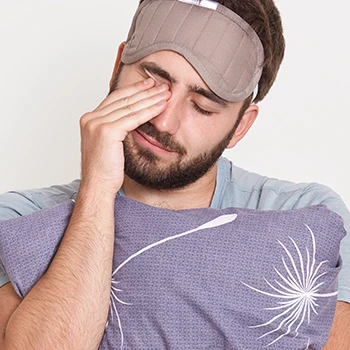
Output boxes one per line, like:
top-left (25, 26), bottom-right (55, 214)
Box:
top-left (4, 186), bottom-right (115, 350)
top-left (324, 301), bottom-right (350, 349)
top-left (1, 77), bottom-right (167, 349)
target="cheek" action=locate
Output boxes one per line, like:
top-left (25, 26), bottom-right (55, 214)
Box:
top-left (190, 121), bottom-right (236, 155)
top-left (180, 120), bottom-right (219, 154)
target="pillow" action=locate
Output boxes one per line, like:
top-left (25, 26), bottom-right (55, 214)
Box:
top-left (0, 196), bottom-right (345, 350)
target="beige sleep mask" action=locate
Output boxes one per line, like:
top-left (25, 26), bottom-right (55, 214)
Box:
top-left (122, 0), bottom-right (264, 102)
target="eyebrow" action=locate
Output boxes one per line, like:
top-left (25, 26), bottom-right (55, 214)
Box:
top-left (188, 85), bottom-right (228, 107)
top-left (139, 62), bottom-right (178, 85)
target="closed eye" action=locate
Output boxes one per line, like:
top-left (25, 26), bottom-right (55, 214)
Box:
top-left (192, 102), bottom-right (213, 116)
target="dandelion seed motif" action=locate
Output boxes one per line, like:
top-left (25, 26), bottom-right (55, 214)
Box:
top-left (108, 213), bottom-right (238, 349)
top-left (241, 224), bottom-right (337, 348)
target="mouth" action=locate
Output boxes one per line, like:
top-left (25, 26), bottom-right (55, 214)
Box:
top-left (133, 129), bottom-right (176, 155)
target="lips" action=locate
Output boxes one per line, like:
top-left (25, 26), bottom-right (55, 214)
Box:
top-left (134, 130), bottom-right (175, 154)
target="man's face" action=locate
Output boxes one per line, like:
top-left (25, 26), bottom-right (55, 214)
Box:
top-left (114, 50), bottom-right (245, 190)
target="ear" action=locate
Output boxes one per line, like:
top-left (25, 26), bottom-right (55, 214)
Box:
top-left (109, 42), bottom-right (126, 89)
top-left (226, 104), bottom-right (259, 149)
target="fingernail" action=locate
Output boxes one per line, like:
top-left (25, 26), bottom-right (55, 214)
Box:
top-left (157, 100), bottom-right (166, 106)
top-left (144, 78), bottom-right (153, 85)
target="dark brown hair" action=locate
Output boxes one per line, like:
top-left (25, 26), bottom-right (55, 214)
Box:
top-left (138, 0), bottom-right (285, 103)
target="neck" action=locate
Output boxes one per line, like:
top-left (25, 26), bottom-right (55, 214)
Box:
top-left (122, 163), bottom-right (218, 210)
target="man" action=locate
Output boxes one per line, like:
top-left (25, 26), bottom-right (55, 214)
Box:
top-left (0, 0), bottom-right (349, 348)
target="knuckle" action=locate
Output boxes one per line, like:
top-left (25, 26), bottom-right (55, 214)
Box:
top-left (121, 96), bottom-right (130, 105)
top-left (123, 102), bottom-right (134, 112)
top-left (145, 88), bottom-right (154, 95)
top-left (98, 124), bottom-right (111, 138)
top-left (85, 119), bottom-right (98, 133)
top-left (127, 111), bottom-right (137, 120)
top-left (80, 112), bottom-right (92, 127)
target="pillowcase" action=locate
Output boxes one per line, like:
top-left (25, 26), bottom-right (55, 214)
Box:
top-left (0, 196), bottom-right (345, 350)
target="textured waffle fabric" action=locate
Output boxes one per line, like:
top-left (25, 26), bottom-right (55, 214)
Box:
top-left (0, 196), bottom-right (345, 349)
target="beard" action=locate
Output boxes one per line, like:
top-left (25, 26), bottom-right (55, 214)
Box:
top-left (111, 63), bottom-right (243, 191)
top-left (124, 122), bottom-right (235, 190)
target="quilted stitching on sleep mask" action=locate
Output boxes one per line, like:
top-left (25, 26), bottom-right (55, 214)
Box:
top-left (122, 0), bottom-right (264, 102)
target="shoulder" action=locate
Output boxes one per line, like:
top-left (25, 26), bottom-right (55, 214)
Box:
top-left (218, 157), bottom-right (350, 303)
top-left (0, 180), bottom-right (80, 221)
top-left (218, 157), bottom-right (348, 214)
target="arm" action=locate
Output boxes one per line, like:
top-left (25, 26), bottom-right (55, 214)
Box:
top-left (0, 78), bottom-right (170, 349)
top-left (324, 301), bottom-right (350, 349)
top-left (3, 185), bottom-right (115, 349)
top-left (317, 190), bottom-right (350, 348)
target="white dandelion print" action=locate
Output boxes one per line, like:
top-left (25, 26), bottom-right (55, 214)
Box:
top-left (241, 224), bottom-right (338, 348)
top-left (108, 213), bottom-right (238, 349)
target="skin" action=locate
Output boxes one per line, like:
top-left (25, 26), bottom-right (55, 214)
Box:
top-left (116, 46), bottom-right (258, 209)
top-left (0, 46), bottom-right (175, 349)
top-left (0, 42), bottom-right (349, 349)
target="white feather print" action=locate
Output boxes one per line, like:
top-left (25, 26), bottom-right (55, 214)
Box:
top-left (241, 224), bottom-right (337, 348)
top-left (108, 213), bottom-right (238, 349)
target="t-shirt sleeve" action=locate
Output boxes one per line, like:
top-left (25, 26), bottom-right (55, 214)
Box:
top-left (217, 159), bottom-right (350, 303)
top-left (0, 191), bottom-right (43, 288)
top-left (0, 181), bottom-right (80, 288)
top-left (0, 266), bottom-right (10, 287)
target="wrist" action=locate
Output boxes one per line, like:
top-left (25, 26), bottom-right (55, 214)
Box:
top-left (78, 180), bottom-right (119, 203)
top-left (70, 182), bottom-right (116, 233)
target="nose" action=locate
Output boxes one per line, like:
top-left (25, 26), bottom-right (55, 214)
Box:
top-left (149, 94), bottom-right (184, 135)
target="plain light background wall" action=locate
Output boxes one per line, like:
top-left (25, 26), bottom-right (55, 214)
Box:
top-left (1, 1), bottom-right (349, 208)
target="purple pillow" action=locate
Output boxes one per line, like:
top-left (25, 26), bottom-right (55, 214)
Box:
top-left (0, 196), bottom-right (345, 349)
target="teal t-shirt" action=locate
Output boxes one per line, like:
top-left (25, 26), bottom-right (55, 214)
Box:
top-left (1, 157), bottom-right (349, 303)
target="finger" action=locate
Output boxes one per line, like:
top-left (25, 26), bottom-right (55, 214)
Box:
top-left (102, 100), bottom-right (169, 141)
top-left (80, 79), bottom-right (162, 127)
top-left (94, 78), bottom-right (155, 111)
top-left (85, 90), bottom-right (171, 127)
top-left (99, 83), bottom-right (169, 116)
top-left (98, 85), bottom-right (170, 121)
